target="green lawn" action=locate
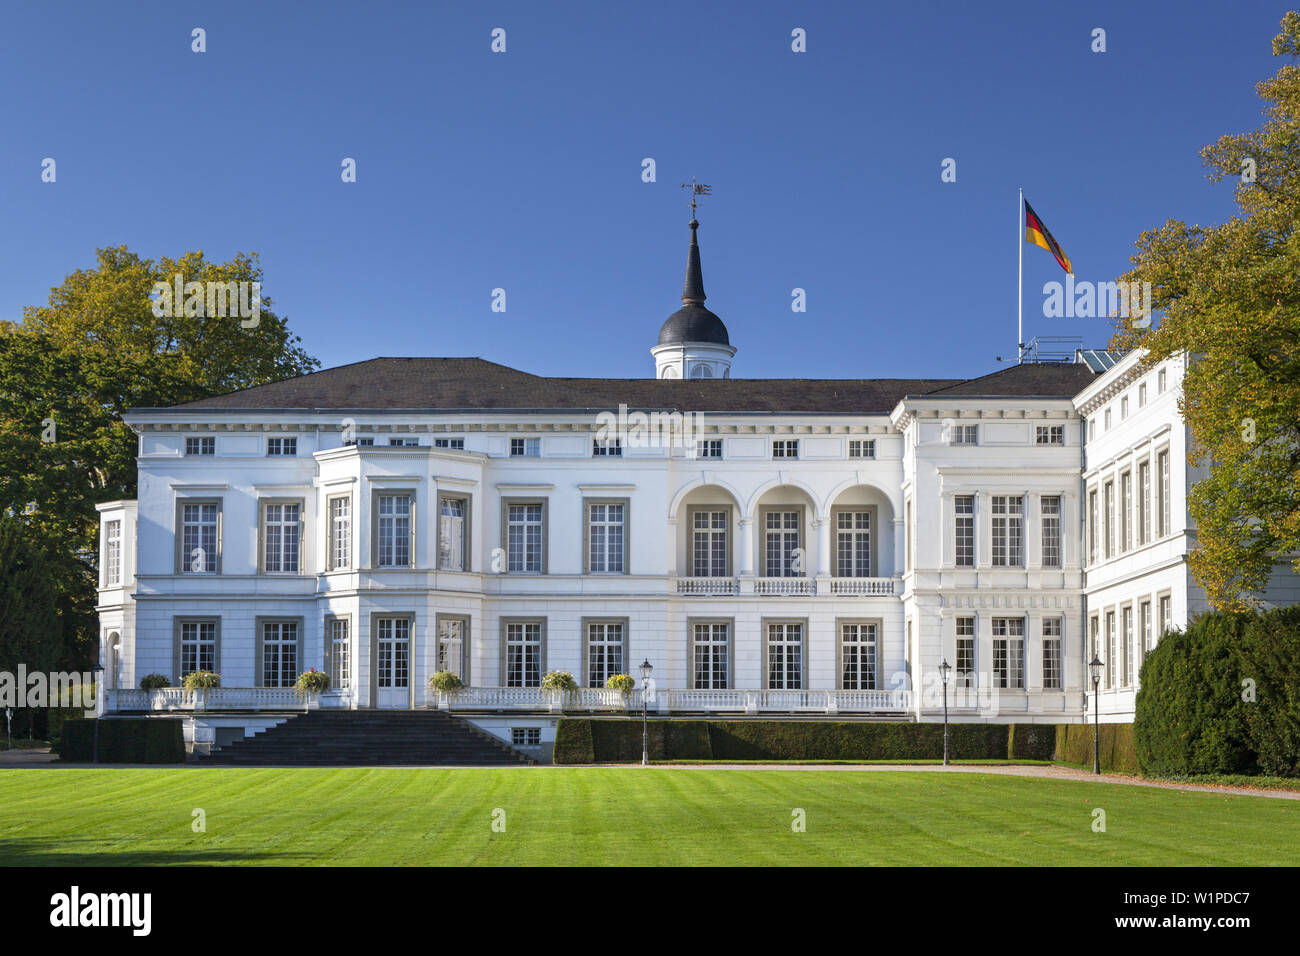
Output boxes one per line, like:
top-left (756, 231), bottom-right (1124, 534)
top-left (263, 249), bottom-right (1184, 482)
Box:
top-left (0, 767), bottom-right (1294, 866)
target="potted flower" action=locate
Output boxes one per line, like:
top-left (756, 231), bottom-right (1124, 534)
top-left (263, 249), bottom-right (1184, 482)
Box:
top-left (541, 670), bottom-right (579, 711)
top-left (296, 669), bottom-right (330, 704)
top-left (428, 671), bottom-right (464, 709)
top-left (181, 671), bottom-right (220, 712)
top-left (140, 674), bottom-right (170, 690)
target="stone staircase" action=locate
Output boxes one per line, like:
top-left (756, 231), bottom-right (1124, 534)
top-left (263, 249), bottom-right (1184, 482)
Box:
top-left (198, 710), bottom-right (536, 766)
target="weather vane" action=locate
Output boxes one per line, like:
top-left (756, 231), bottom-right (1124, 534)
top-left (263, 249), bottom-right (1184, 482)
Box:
top-left (681, 177), bottom-right (712, 219)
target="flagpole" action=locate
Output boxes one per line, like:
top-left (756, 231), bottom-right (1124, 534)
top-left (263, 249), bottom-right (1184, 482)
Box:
top-left (1017, 187), bottom-right (1024, 364)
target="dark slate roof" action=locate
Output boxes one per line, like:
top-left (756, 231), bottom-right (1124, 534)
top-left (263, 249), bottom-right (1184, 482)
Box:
top-left (158, 357), bottom-right (1098, 415)
top-left (658, 304), bottom-right (730, 347)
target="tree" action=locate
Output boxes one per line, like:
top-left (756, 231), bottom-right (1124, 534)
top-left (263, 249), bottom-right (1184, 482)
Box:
top-left (1112, 12), bottom-right (1300, 610)
top-left (0, 514), bottom-right (63, 738)
top-left (0, 247), bottom-right (319, 670)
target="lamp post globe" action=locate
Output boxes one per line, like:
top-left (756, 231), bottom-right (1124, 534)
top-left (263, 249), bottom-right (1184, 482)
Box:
top-left (938, 659), bottom-right (952, 766)
top-left (639, 659), bottom-right (653, 767)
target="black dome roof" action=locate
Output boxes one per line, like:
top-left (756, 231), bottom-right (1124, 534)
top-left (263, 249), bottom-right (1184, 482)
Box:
top-left (659, 305), bottom-right (730, 346)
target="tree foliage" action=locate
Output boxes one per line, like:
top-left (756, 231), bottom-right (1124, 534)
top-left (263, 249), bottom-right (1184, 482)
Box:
top-left (1112, 13), bottom-right (1300, 609)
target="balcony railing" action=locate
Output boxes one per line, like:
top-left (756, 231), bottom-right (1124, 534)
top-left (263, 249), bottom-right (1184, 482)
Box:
top-left (676, 577), bottom-right (740, 595)
top-left (754, 576), bottom-right (817, 595)
top-left (828, 577), bottom-right (897, 596)
top-left (108, 687), bottom-right (315, 712)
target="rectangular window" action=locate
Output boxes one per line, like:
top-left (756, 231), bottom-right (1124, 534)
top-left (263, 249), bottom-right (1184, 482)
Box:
top-left (992, 618), bottom-right (1025, 689)
top-left (592, 437), bottom-right (622, 457)
top-left (343, 436), bottom-right (375, 447)
top-left (179, 621), bottom-right (216, 677)
top-left (1105, 611), bottom-right (1117, 690)
top-left (510, 437), bottom-right (540, 457)
top-left (1089, 418), bottom-right (1096, 441)
top-left (438, 497), bottom-right (467, 571)
top-left (835, 510), bottom-right (872, 577)
top-left (1035, 425), bottom-right (1065, 445)
top-left (506, 502), bottom-right (544, 572)
top-left (1104, 408), bottom-right (1112, 431)
top-left (906, 499), bottom-right (913, 572)
top-left (1158, 594), bottom-right (1172, 637)
top-left (840, 623), bottom-right (877, 690)
top-left (1089, 616), bottom-right (1099, 670)
top-left (951, 424), bottom-right (978, 445)
top-left (1138, 383), bottom-right (1147, 408)
top-left (1157, 449), bottom-right (1170, 536)
top-left (766, 623), bottom-right (803, 690)
top-left (772, 439), bottom-right (799, 459)
top-left (437, 617), bottom-right (466, 679)
top-left (691, 509), bottom-right (728, 577)
top-left (586, 622), bottom-right (625, 687)
top-left (1120, 471), bottom-right (1132, 554)
top-left (1042, 618), bottom-right (1062, 690)
top-left (266, 436), bottom-right (297, 456)
top-left (955, 618), bottom-right (975, 688)
top-left (764, 510), bottom-right (801, 577)
top-left (1104, 481), bottom-right (1115, 559)
top-left (104, 520), bottom-right (122, 586)
top-left (1121, 606), bottom-right (1133, 687)
top-left (180, 502), bottom-right (219, 573)
top-left (329, 496), bottom-right (351, 571)
top-left (329, 618), bottom-right (350, 690)
top-left (1121, 396), bottom-right (1129, 420)
top-left (848, 439), bottom-right (876, 458)
top-left (1138, 461), bottom-right (1151, 546)
top-left (261, 621), bottom-right (299, 688)
top-left (954, 496), bottom-right (974, 567)
top-left (991, 495), bottom-right (1024, 567)
top-left (694, 439), bottom-right (722, 459)
top-left (377, 494), bottom-right (412, 568)
top-left (587, 502), bottom-right (625, 573)
top-left (434, 437), bottom-right (465, 450)
top-left (505, 622), bottom-right (542, 687)
top-left (386, 437), bottom-right (418, 447)
top-left (375, 617), bottom-right (410, 692)
top-left (1158, 368), bottom-right (1167, 393)
top-left (262, 502), bottom-right (300, 574)
top-left (185, 436), bottom-right (214, 456)
top-left (692, 623), bottom-right (730, 690)
top-left (511, 727), bottom-right (542, 748)
top-left (1140, 600), bottom-right (1152, 661)
top-left (1088, 489), bottom-right (1098, 565)
top-left (1040, 496), bottom-right (1061, 568)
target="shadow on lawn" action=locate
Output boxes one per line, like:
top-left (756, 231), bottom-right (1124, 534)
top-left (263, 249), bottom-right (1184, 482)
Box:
top-left (0, 838), bottom-right (309, 867)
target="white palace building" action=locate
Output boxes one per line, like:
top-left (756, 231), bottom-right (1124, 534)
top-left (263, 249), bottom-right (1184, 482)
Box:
top-left (95, 219), bottom-right (1300, 754)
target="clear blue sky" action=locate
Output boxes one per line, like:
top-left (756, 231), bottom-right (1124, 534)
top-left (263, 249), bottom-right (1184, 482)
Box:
top-left (0, 1), bottom-right (1289, 380)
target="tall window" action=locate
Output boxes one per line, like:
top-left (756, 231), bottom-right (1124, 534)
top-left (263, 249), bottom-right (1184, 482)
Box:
top-left (104, 519), bottom-right (122, 586)
top-left (1089, 616), bottom-right (1099, 671)
top-left (329, 618), bottom-right (350, 690)
top-left (1140, 600), bottom-right (1152, 660)
top-left (266, 437), bottom-right (297, 456)
top-left (955, 618), bottom-right (975, 688)
top-left (693, 623), bottom-right (729, 689)
top-left (906, 499), bottom-right (913, 572)
top-left (507, 503), bottom-right (544, 572)
top-left (587, 502), bottom-right (625, 573)
top-left (1157, 368), bottom-right (1167, 392)
top-left (1104, 481), bottom-right (1115, 559)
top-left (376, 618), bottom-right (410, 693)
top-left (586, 622), bottom-right (624, 687)
top-left (262, 621), bottom-right (298, 688)
top-left (263, 503), bottom-right (300, 574)
top-left (1121, 606), bottom-right (1134, 688)
top-left (1041, 496), bottom-right (1061, 568)
top-left (1138, 383), bottom-right (1147, 407)
top-left (772, 439), bottom-right (799, 459)
top-left (840, 623), bottom-right (877, 690)
top-left (1088, 489), bottom-right (1098, 565)
top-left (835, 511), bottom-right (871, 577)
top-left (1042, 618), bottom-right (1062, 690)
top-left (764, 511), bottom-right (800, 577)
top-left (954, 496), bottom-right (974, 567)
top-left (1158, 594), bottom-right (1172, 637)
top-left (179, 621), bottom-right (216, 676)
top-left (1138, 460), bottom-right (1151, 546)
top-left (766, 623), bottom-right (803, 689)
top-left (181, 502), bottom-right (218, 573)
top-left (691, 510), bottom-right (728, 577)
top-left (377, 494), bottom-right (412, 568)
top-left (505, 622), bottom-right (542, 687)
top-left (1121, 396), bottom-right (1129, 420)
top-left (438, 497), bottom-right (467, 571)
top-left (1157, 449), bottom-right (1170, 536)
top-left (329, 496), bottom-right (351, 571)
top-left (1105, 611), bottom-right (1117, 690)
top-left (991, 496), bottom-right (1024, 567)
top-left (1035, 425), bottom-right (1064, 445)
top-left (185, 436), bottom-right (214, 456)
top-left (992, 618), bottom-right (1025, 689)
top-left (437, 618), bottom-right (465, 679)
top-left (1121, 472), bottom-right (1133, 553)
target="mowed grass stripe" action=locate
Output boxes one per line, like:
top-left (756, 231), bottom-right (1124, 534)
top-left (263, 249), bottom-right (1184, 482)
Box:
top-left (0, 768), bottom-right (1294, 867)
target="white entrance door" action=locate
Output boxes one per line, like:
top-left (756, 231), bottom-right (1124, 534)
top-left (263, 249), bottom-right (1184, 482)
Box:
top-left (375, 618), bottom-right (410, 709)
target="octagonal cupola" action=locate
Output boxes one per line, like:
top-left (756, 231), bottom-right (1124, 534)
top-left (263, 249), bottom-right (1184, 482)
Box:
top-left (651, 218), bottom-right (736, 379)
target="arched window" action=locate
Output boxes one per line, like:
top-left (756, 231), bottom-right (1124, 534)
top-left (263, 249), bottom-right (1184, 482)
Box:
top-left (690, 364), bottom-right (713, 379)
top-left (660, 366), bottom-right (680, 379)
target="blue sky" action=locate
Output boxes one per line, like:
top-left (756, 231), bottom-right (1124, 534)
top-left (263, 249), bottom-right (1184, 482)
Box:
top-left (0, 1), bottom-right (1289, 380)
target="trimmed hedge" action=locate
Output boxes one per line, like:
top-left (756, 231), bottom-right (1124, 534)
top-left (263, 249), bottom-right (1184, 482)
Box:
top-left (554, 719), bottom-right (1069, 763)
top-left (1135, 607), bottom-right (1300, 777)
top-left (56, 719), bottom-right (186, 763)
top-left (1055, 723), bottom-right (1139, 774)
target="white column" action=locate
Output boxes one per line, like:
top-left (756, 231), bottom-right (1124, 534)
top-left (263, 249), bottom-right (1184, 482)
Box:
top-left (738, 517), bottom-right (754, 576)
top-left (816, 516), bottom-right (831, 578)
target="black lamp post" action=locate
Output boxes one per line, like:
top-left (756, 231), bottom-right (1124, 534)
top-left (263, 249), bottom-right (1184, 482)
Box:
top-left (639, 659), bottom-right (653, 766)
top-left (1088, 655), bottom-right (1103, 775)
top-left (938, 659), bottom-right (952, 766)
top-left (91, 663), bottom-right (105, 764)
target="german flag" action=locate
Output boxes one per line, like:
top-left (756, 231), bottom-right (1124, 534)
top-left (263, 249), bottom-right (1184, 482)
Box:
top-left (1024, 200), bottom-right (1072, 274)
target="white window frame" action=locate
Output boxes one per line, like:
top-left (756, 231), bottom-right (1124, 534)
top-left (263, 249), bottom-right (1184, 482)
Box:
top-left (991, 495), bottom-right (1024, 567)
top-left (510, 437), bottom-right (540, 457)
top-left (266, 436), bottom-right (297, 456)
top-left (184, 436), bottom-right (214, 456)
top-left (772, 439), bottom-right (799, 459)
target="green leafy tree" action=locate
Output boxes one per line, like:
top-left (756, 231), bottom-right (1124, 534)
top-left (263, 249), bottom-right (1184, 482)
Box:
top-left (0, 514), bottom-right (63, 737)
top-left (1113, 13), bottom-right (1300, 609)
